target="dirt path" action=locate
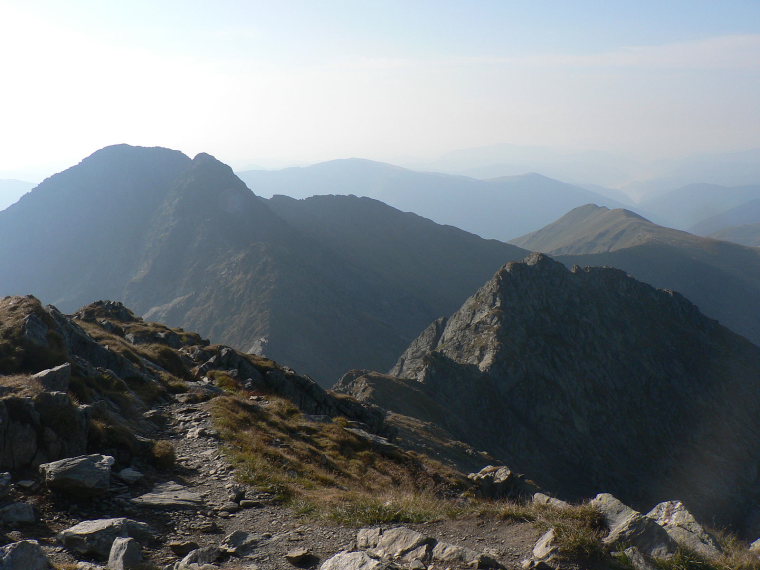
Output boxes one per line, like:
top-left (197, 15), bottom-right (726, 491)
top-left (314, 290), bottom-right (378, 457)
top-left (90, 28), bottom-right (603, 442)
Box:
top-left (33, 394), bottom-right (539, 569)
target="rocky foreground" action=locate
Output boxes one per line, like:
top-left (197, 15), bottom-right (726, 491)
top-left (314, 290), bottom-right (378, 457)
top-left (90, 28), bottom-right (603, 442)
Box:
top-left (0, 294), bottom-right (758, 569)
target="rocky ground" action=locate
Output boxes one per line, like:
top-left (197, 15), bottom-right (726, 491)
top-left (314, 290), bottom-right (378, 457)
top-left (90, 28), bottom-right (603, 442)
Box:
top-left (5, 390), bottom-right (540, 570)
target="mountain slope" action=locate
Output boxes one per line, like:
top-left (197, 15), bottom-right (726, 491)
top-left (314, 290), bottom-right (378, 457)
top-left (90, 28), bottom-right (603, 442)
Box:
top-left (710, 222), bottom-right (760, 247)
top-left (690, 197), bottom-right (760, 236)
top-left (337, 254), bottom-right (760, 529)
top-left (0, 145), bottom-right (528, 384)
top-left (238, 159), bottom-right (629, 240)
top-left (511, 204), bottom-right (760, 345)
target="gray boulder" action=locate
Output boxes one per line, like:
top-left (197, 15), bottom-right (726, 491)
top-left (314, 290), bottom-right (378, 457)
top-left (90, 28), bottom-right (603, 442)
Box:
top-left (0, 540), bottom-right (51, 570)
top-left (40, 454), bottom-right (114, 496)
top-left (320, 551), bottom-right (396, 570)
top-left (591, 493), bottom-right (677, 559)
top-left (58, 518), bottom-right (154, 557)
top-left (363, 527), bottom-right (434, 562)
top-left (107, 537), bottom-right (142, 570)
top-left (431, 541), bottom-right (501, 568)
top-left (0, 501), bottom-right (36, 523)
top-left (645, 500), bottom-right (722, 560)
top-left (33, 363), bottom-right (72, 392)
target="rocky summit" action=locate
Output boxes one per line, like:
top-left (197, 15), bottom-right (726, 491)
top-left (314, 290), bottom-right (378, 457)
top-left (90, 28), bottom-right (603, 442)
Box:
top-left (338, 253), bottom-right (760, 532)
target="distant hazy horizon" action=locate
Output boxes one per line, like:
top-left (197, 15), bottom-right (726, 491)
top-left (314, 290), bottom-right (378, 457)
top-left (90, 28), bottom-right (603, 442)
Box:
top-left (1, 1), bottom-right (759, 185)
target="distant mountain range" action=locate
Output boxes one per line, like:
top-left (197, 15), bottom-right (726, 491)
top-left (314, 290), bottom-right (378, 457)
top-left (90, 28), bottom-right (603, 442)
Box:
top-left (0, 179), bottom-right (35, 210)
top-left (637, 183), bottom-right (760, 230)
top-left (512, 204), bottom-right (760, 347)
top-left (237, 159), bottom-right (629, 241)
top-left (709, 222), bottom-right (760, 248)
top-left (408, 142), bottom-right (760, 197)
top-left (337, 253), bottom-right (760, 529)
top-left (0, 145), bottom-right (527, 384)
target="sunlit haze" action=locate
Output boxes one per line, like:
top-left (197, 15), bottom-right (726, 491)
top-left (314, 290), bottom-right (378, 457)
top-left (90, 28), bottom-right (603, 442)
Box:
top-left (2, 0), bottom-right (759, 181)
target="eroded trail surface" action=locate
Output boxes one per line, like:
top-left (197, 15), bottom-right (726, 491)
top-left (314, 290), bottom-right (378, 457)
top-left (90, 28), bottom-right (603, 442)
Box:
top-left (35, 394), bottom-right (537, 570)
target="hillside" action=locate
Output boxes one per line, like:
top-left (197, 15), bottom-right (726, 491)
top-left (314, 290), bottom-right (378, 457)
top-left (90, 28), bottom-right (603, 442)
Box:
top-left (337, 254), bottom-right (760, 533)
top-left (511, 204), bottom-right (760, 346)
top-left (238, 159), bottom-right (629, 240)
top-left (638, 183), bottom-right (760, 230)
top-left (0, 145), bottom-right (527, 384)
top-left (710, 222), bottom-right (760, 247)
top-left (689, 198), bottom-right (760, 236)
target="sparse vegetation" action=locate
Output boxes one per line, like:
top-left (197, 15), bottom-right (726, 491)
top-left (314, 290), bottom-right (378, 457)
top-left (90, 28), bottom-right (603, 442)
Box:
top-left (151, 439), bottom-right (176, 470)
top-left (210, 393), bottom-right (466, 522)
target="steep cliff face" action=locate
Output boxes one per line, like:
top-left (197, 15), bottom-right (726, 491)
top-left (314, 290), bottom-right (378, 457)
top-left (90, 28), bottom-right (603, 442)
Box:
top-left (340, 253), bottom-right (760, 529)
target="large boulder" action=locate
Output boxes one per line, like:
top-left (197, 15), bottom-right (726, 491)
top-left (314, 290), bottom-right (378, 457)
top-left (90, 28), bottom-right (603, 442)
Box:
top-left (58, 518), bottom-right (154, 557)
top-left (107, 537), bottom-right (142, 570)
top-left (0, 540), bottom-right (51, 570)
top-left (591, 494), bottom-right (677, 559)
top-left (645, 500), bottom-right (722, 560)
top-left (357, 527), bottom-right (501, 568)
top-left (39, 454), bottom-right (115, 496)
top-left (32, 363), bottom-right (71, 392)
top-left (320, 551), bottom-right (397, 570)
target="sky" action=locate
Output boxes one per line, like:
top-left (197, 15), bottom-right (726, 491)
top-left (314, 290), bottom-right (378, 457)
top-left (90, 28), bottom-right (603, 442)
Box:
top-left (1, 0), bottom-right (760, 181)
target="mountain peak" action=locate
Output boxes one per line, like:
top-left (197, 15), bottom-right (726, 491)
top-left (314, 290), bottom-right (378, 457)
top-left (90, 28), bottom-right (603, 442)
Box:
top-left (381, 248), bottom-right (760, 527)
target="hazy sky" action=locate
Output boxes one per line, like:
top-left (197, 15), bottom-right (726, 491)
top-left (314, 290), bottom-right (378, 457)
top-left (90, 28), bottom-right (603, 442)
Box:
top-left (2, 0), bottom-right (760, 180)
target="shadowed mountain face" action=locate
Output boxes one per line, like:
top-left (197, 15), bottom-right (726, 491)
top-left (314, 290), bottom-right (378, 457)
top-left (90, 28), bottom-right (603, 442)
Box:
top-left (0, 145), bottom-right (527, 384)
top-left (237, 159), bottom-right (629, 240)
top-left (337, 254), bottom-right (760, 530)
top-left (511, 204), bottom-right (760, 346)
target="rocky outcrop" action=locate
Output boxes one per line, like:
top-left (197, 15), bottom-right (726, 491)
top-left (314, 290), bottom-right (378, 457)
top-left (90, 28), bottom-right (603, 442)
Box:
top-left (591, 493), bottom-right (677, 559)
top-left (0, 391), bottom-right (88, 471)
top-left (467, 465), bottom-right (538, 500)
top-left (340, 254), bottom-right (760, 529)
top-left (645, 500), bottom-right (722, 560)
top-left (356, 526), bottom-right (501, 568)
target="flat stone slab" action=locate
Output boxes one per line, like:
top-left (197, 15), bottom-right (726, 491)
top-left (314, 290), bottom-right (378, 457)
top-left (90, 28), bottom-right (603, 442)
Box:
top-left (131, 481), bottom-right (204, 509)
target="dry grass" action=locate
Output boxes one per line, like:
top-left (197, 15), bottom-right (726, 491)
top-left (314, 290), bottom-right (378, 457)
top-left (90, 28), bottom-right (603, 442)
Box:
top-left (151, 440), bottom-right (176, 470)
top-left (211, 393), bottom-right (466, 521)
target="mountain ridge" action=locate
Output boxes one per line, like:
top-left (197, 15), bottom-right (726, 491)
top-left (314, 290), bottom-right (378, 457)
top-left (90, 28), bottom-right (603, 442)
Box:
top-left (337, 253), bottom-right (760, 530)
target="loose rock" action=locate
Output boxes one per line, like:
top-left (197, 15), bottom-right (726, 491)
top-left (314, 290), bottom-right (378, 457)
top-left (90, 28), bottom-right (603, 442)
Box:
top-left (107, 537), bottom-right (142, 570)
top-left (39, 454), bottom-right (115, 496)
